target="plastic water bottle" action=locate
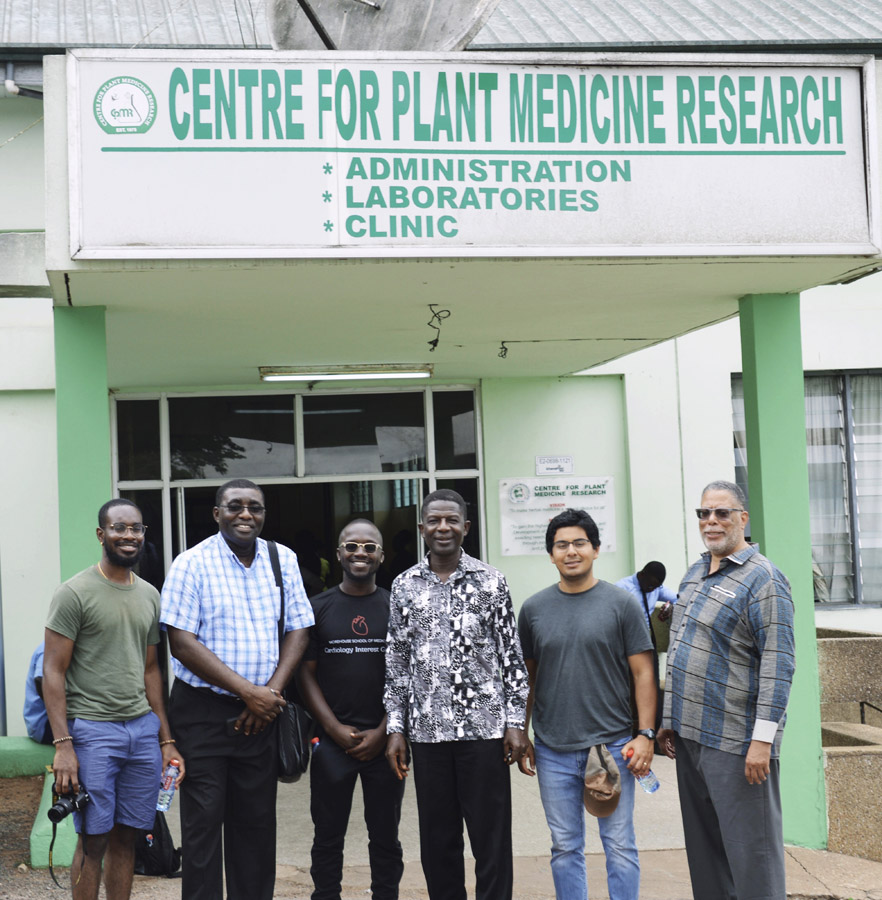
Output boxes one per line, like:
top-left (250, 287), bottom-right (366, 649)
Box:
top-left (625, 748), bottom-right (660, 793)
top-left (311, 736), bottom-right (321, 753)
top-left (156, 759), bottom-right (180, 812)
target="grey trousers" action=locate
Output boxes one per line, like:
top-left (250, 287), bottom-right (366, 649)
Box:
top-left (675, 734), bottom-right (786, 900)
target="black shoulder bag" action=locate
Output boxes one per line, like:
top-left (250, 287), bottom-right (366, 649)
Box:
top-left (267, 540), bottom-right (314, 783)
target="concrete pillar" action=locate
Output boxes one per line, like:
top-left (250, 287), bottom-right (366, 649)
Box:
top-left (53, 306), bottom-right (112, 580)
top-left (739, 292), bottom-right (826, 848)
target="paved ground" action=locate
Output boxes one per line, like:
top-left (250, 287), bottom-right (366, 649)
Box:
top-left (8, 753), bottom-right (882, 897)
top-left (148, 754), bottom-right (881, 899)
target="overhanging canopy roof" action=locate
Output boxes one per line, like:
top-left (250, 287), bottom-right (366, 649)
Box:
top-left (50, 254), bottom-right (882, 389)
top-left (3, 0), bottom-right (882, 52)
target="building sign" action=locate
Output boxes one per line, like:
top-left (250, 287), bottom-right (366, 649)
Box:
top-left (68, 50), bottom-right (876, 259)
top-left (536, 455), bottom-right (574, 475)
top-left (499, 476), bottom-right (615, 556)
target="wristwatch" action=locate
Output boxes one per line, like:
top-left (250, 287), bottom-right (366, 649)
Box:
top-left (637, 728), bottom-right (657, 741)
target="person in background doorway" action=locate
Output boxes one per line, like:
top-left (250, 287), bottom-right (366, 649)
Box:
top-left (517, 508), bottom-right (655, 900)
top-left (616, 560), bottom-right (678, 729)
top-left (161, 478), bottom-right (313, 900)
top-left (42, 498), bottom-right (182, 900)
top-left (298, 519), bottom-right (404, 900)
top-left (658, 480), bottom-right (795, 900)
top-left (384, 489), bottom-right (529, 900)
top-left (615, 561), bottom-right (677, 631)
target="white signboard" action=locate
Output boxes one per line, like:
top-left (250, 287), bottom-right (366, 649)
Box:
top-left (68, 50), bottom-right (876, 259)
top-left (499, 476), bottom-right (616, 556)
top-left (536, 455), bottom-right (574, 475)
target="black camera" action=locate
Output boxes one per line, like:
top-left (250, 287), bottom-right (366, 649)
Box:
top-left (48, 783), bottom-right (91, 823)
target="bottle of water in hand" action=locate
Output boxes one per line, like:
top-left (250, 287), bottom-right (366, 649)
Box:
top-left (625, 748), bottom-right (660, 793)
top-left (157, 759), bottom-right (180, 812)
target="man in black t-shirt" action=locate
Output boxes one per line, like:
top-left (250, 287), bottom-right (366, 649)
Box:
top-left (298, 519), bottom-right (405, 900)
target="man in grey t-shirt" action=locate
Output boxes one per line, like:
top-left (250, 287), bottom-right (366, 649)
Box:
top-left (517, 508), bottom-right (655, 900)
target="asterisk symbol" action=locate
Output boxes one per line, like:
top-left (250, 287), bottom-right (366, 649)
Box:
top-left (323, 220), bottom-right (334, 232)
top-left (322, 191), bottom-right (332, 202)
top-left (323, 163), bottom-right (333, 174)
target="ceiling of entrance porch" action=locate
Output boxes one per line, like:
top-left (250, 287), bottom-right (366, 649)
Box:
top-left (52, 254), bottom-right (882, 389)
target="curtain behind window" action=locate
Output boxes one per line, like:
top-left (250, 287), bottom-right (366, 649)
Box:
top-left (805, 377), bottom-right (853, 603)
top-left (732, 375), bottom-right (853, 603)
top-left (851, 376), bottom-right (882, 603)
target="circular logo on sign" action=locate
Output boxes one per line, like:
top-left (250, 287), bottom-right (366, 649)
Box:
top-left (509, 483), bottom-right (530, 503)
top-left (93, 77), bottom-right (156, 134)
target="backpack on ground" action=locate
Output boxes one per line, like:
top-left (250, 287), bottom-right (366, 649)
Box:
top-left (134, 810), bottom-right (182, 877)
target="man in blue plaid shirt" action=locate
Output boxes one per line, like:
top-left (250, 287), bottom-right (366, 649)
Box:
top-left (658, 480), bottom-right (795, 900)
top-left (161, 478), bottom-right (313, 900)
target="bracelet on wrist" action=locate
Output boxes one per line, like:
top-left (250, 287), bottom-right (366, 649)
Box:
top-left (159, 739), bottom-right (176, 747)
top-left (52, 736), bottom-right (73, 745)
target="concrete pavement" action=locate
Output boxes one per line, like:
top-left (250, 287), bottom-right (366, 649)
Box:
top-left (163, 752), bottom-right (882, 898)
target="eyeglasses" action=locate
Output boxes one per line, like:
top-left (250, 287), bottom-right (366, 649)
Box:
top-left (552, 539), bottom-right (593, 551)
top-left (105, 523), bottom-right (147, 535)
top-left (695, 508), bottom-right (744, 521)
top-left (218, 503), bottom-right (266, 514)
top-left (339, 542), bottom-right (383, 554)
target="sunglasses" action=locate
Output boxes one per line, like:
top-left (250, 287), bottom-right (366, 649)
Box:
top-left (695, 507), bottom-right (744, 521)
top-left (218, 503), bottom-right (266, 514)
top-left (339, 542), bottom-right (382, 554)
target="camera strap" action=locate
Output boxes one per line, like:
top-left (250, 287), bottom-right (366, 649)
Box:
top-left (48, 813), bottom-right (88, 888)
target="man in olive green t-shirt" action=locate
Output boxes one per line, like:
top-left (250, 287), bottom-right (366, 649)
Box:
top-left (43, 499), bottom-right (185, 900)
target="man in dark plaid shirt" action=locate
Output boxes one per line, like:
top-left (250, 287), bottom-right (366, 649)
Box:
top-left (658, 480), bottom-right (795, 900)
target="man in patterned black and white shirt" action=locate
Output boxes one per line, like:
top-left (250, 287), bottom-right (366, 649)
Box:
top-left (384, 489), bottom-right (529, 900)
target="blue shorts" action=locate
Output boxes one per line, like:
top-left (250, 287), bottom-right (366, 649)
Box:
top-left (67, 712), bottom-right (161, 834)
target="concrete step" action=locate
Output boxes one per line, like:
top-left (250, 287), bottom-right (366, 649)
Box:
top-left (824, 727), bottom-right (882, 863)
top-left (822, 721), bottom-right (882, 747)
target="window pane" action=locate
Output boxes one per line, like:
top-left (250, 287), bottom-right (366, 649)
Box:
top-left (169, 396), bottom-right (295, 479)
top-left (117, 400), bottom-right (161, 481)
top-left (851, 375), bottom-right (882, 603)
top-left (177, 481), bottom-right (422, 594)
top-left (119, 489), bottom-right (166, 590)
top-left (303, 393), bottom-right (426, 475)
top-left (433, 390), bottom-right (477, 469)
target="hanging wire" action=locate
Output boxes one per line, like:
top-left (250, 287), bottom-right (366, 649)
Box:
top-left (496, 337), bottom-right (648, 359)
top-left (427, 304), bottom-right (451, 352)
top-left (0, 115), bottom-right (43, 151)
top-left (245, 0), bottom-right (259, 47)
top-left (129, 0), bottom-right (195, 48)
top-left (231, 0), bottom-right (249, 48)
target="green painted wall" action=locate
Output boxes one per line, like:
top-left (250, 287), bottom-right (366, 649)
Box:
top-left (480, 376), bottom-right (632, 607)
top-left (739, 293), bottom-right (826, 848)
top-left (53, 307), bottom-right (112, 579)
top-left (0, 97), bottom-right (45, 231)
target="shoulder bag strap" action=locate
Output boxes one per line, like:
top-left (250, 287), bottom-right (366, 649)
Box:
top-left (267, 540), bottom-right (285, 650)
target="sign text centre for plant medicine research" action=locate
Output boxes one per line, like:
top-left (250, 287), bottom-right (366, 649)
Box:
top-left (72, 52), bottom-right (870, 256)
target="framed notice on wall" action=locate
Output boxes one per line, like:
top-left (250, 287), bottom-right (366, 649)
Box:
top-left (499, 476), bottom-right (616, 556)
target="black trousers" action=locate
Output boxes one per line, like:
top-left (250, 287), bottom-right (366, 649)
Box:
top-left (410, 739), bottom-right (513, 900)
top-left (309, 737), bottom-right (405, 900)
top-left (675, 734), bottom-right (786, 900)
top-left (169, 680), bottom-right (278, 900)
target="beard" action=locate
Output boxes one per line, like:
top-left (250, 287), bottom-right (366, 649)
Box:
top-left (104, 541), bottom-right (145, 569)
